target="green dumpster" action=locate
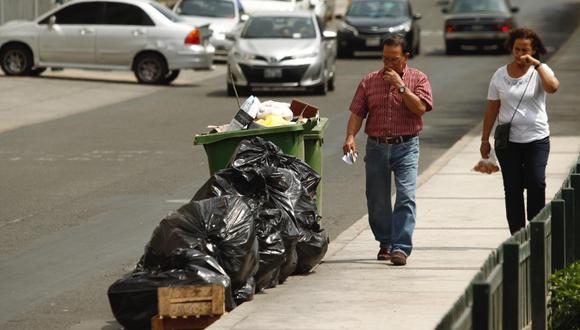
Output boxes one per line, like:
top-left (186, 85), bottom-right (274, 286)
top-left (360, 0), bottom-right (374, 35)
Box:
top-left (194, 124), bottom-right (305, 176)
top-left (304, 117), bottom-right (328, 213)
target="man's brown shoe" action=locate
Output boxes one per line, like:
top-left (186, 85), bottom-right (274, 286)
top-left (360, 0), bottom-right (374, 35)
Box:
top-left (377, 247), bottom-right (391, 260)
top-left (391, 251), bottom-right (407, 266)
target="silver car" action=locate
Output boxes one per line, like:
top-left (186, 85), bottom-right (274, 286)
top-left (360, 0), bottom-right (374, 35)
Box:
top-left (173, 0), bottom-right (247, 61)
top-left (0, 0), bottom-right (215, 84)
top-left (227, 11), bottom-right (336, 95)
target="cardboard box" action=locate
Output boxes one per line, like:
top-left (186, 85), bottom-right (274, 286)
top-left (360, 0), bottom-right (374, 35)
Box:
top-left (290, 99), bottom-right (319, 119)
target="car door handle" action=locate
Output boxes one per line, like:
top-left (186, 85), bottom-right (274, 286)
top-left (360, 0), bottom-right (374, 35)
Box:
top-left (132, 29), bottom-right (145, 36)
top-left (79, 28), bottom-right (94, 35)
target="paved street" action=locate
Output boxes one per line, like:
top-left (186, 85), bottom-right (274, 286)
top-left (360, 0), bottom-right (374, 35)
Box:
top-left (0, 0), bottom-right (578, 329)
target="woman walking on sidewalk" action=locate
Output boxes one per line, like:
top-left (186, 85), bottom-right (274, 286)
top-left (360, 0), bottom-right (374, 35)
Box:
top-left (480, 28), bottom-right (560, 234)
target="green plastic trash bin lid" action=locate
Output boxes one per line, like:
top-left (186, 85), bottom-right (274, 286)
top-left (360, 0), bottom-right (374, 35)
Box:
top-left (194, 123), bottom-right (305, 175)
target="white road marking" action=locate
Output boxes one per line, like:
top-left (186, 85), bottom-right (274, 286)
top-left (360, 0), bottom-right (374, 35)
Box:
top-left (166, 199), bottom-right (190, 204)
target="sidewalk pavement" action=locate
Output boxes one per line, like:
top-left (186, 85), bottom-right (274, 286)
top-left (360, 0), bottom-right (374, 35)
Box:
top-left (207, 26), bottom-right (580, 330)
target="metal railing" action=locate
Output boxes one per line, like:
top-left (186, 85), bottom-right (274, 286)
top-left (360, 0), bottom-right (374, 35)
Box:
top-left (436, 156), bottom-right (580, 330)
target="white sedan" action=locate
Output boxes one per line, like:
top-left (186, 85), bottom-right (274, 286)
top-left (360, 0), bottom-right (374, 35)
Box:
top-left (227, 11), bottom-right (337, 95)
top-left (0, 0), bottom-right (215, 84)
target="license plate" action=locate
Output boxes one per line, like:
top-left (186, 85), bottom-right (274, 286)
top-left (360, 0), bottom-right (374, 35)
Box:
top-left (471, 25), bottom-right (484, 31)
top-left (264, 68), bottom-right (282, 79)
top-left (365, 37), bottom-right (381, 47)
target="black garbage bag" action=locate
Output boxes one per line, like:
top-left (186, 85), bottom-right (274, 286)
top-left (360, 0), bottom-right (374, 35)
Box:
top-left (108, 265), bottom-right (230, 330)
top-left (233, 277), bottom-right (256, 304)
top-left (260, 167), bottom-right (302, 223)
top-left (278, 242), bottom-right (298, 284)
top-left (228, 137), bottom-right (283, 170)
top-left (141, 196), bottom-right (259, 291)
top-left (293, 193), bottom-right (329, 274)
top-left (278, 154), bottom-right (321, 199)
top-left (254, 209), bottom-right (285, 292)
top-left (229, 137), bottom-right (320, 197)
top-left (192, 167), bottom-right (266, 201)
top-left (140, 211), bottom-right (205, 272)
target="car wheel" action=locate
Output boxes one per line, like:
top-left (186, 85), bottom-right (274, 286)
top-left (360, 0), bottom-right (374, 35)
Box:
top-left (161, 70), bottom-right (180, 85)
top-left (133, 53), bottom-right (168, 84)
top-left (445, 41), bottom-right (460, 55)
top-left (0, 44), bottom-right (34, 76)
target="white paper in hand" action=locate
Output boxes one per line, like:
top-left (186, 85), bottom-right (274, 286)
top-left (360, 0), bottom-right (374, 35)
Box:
top-left (342, 151), bottom-right (358, 165)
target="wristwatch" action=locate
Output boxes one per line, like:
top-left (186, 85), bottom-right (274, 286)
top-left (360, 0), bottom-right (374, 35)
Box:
top-left (398, 85), bottom-right (406, 93)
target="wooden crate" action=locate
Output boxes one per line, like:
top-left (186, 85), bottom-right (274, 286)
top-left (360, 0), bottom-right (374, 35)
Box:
top-left (151, 284), bottom-right (225, 330)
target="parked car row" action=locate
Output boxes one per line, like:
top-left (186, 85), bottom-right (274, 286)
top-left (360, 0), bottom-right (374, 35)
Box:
top-left (0, 0), bottom-right (520, 88)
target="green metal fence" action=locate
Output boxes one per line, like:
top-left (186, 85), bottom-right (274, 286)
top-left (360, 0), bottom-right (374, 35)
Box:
top-left (435, 156), bottom-right (580, 330)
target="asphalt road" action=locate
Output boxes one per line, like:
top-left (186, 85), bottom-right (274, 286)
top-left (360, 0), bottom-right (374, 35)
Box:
top-left (0, 0), bottom-right (578, 329)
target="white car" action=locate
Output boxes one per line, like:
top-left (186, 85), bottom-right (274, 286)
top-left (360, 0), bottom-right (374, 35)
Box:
top-left (227, 11), bottom-right (337, 95)
top-left (240, 0), bottom-right (334, 23)
top-left (0, 0), bottom-right (215, 84)
top-left (240, 0), bottom-right (311, 13)
top-left (173, 0), bottom-right (247, 61)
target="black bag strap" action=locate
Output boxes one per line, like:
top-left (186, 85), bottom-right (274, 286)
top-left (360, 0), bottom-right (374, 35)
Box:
top-left (499, 70), bottom-right (535, 125)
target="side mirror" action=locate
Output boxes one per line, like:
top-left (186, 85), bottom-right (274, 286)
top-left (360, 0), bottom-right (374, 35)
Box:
top-left (511, 6), bottom-right (519, 13)
top-left (334, 14), bottom-right (344, 20)
top-left (48, 15), bottom-right (56, 27)
top-left (441, 8), bottom-right (449, 14)
top-left (322, 30), bottom-right (337, 39)
top-left (413, 13), bottom-right (422, 20)
top-left (240, 14), bottom-right (249, 22)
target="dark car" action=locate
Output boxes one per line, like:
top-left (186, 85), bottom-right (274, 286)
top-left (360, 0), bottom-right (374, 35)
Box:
top-left (336, 0), bottom-right (421, 58)
top-left (442, 0), bottom-right (519, 54)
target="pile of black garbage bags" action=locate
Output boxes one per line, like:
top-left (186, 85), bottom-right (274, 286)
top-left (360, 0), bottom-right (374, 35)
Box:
top-left (108, 137), bottom-right (329, 330)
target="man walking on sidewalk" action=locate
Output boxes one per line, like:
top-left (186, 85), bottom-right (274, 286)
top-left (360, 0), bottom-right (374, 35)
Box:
top-left (343, 35), bottom-right (433, 266)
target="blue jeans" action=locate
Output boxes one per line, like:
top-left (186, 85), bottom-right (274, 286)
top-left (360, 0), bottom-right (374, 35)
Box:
top-left (364, 136), bottom-right (419, 256)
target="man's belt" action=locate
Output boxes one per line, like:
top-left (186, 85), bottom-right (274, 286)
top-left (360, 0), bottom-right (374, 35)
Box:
top-left (369, 135), bottom-right (417, 145)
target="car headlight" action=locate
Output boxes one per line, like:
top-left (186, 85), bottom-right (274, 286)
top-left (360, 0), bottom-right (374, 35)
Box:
top-left (340, 22), bottom-right (359, 36)
top-left (292, 52), bottom-right (319, 59)
top-left (234, 51), bottom-right (256, 61)
top-left (389, 21), bottom-right (412, 33)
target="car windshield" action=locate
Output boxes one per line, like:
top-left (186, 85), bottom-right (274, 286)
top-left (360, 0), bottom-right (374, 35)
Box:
top-left (177, 0), bottom-right (235, 18)
top-left (450, 0), bottom-right (509, 13)
top-left (150, 2), bottom-right (182, 22)
top-left (242, 16), bottom-right (316, 39)
top-left (347, 0), bottom-right (408, 18)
